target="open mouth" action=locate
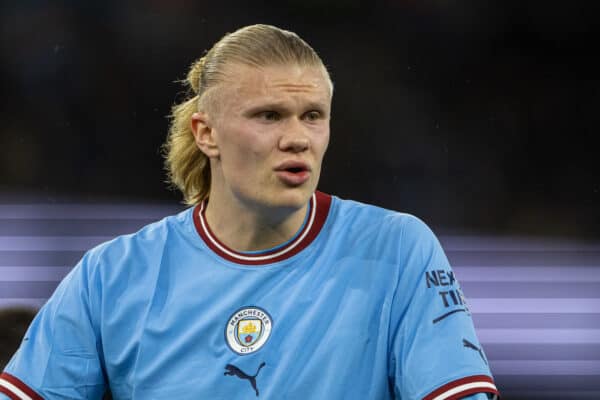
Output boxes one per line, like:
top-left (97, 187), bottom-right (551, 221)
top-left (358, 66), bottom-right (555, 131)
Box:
top-left (275, 163), bottom-right (311, 185)
top-left (286, 167), bottom-right (305, 174)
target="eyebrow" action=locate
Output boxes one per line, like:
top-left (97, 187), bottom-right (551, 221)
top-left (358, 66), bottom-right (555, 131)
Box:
top-left (244, 100), bottom-right (330, 114)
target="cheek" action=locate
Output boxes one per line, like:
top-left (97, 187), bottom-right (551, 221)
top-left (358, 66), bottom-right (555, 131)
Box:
top-left (216, 125), bottom-right (255, 161)
top-left (221, 135), bottom-right (271, 175)
top-left (314, 129), bottom-right (330, 159)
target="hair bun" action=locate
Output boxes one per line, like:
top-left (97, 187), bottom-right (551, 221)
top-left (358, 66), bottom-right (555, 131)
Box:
top-left (187, 56), bottom-right (206, 94)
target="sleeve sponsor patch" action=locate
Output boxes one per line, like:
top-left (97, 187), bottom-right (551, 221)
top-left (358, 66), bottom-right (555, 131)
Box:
top-left (425, 269), bottom-right (470, 323)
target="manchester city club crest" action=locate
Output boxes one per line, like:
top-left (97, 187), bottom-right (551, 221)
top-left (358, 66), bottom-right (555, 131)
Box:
top-left (225, 307), bottom-right (272, 355)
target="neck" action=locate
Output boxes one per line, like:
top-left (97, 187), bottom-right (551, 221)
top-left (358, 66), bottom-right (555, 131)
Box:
top-left (203, 193), bottom-right (309, 253)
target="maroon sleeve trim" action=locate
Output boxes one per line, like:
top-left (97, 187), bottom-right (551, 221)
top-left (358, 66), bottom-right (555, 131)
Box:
top-left (423, 374), bottom-right (500, 400)
top-left (0, 373), bottom-right (44, 400)
top-left (0, 386), bottom-right (20, 400)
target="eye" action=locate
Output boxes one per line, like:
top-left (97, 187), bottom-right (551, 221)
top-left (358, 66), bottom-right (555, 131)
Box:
top-left (303, 111), bottom-right (322, 121)
top-left (257, 111), bottom-right (281, 122)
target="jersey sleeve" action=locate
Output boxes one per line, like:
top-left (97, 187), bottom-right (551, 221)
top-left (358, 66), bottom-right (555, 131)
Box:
top-left (0, 252), bottom-right (107, 400)
top-left (388, 215), bottom-right (500, 400)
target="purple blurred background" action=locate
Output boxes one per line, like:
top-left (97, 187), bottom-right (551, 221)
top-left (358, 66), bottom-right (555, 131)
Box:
top-left (1, 1), bottom-right (599, 399)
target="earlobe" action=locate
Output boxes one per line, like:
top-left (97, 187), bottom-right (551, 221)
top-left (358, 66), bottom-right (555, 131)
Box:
top-left (191, 112), bottom-right (219, 158)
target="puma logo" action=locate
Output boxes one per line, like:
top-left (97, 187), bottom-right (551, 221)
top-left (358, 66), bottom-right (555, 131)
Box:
top-left (224, 362), bottom-right (266, 397)
top-left (463, 339), bottom-right (487, 364)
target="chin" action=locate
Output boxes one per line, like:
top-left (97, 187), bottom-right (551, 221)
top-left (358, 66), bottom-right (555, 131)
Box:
top-left (265, 186), bottom-right (314, 211)
top-left (274, 189), bottom-right (312, 208)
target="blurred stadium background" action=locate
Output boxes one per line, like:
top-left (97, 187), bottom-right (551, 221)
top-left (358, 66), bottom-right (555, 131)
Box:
top-left (1, 1), bottom-right (599, 399)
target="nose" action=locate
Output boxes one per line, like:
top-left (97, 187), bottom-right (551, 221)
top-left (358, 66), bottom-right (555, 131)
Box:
top-left (278, 118), bottom-right (310, 153)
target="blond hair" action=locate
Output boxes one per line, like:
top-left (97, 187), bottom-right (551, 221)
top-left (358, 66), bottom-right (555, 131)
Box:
top-left (163, 24), bottom-right (331, 205)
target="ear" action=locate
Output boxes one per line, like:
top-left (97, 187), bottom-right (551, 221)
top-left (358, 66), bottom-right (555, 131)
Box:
top-left (191, 112), bottom-right (219, 158)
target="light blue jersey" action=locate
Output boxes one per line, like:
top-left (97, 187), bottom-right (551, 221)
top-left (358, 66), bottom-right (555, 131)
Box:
top-left (1, 192), bottom-right (499, 399)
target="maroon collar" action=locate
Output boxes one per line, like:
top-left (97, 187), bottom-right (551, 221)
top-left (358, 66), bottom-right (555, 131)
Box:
top-left (193, 191), bottom-right (332, 265)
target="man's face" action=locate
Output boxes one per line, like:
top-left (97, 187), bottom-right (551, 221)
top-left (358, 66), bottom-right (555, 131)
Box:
top-left (196, 63), bottom-right (332, 213)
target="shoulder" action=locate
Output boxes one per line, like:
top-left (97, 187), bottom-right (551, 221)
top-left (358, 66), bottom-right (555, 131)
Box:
top-left (328, 194), bottom-right (437, 243)
top-left (319, 194), bottom-right (443, 270)
top-left (46, 207), bottom-right (198, 317)
top-left (80, 207), bottom-right (195, 274)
